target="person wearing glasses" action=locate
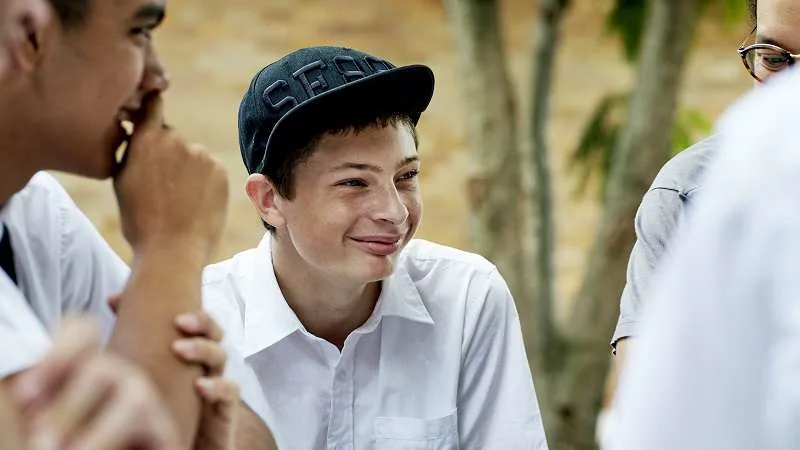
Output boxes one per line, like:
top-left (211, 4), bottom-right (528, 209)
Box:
top-left (610, 40), bottom-right (800, 450)
top-left (598, 0), bottom-right (797, 447)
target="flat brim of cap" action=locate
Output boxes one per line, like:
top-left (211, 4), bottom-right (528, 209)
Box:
top-left (261, 64), bottom-right (434, 172)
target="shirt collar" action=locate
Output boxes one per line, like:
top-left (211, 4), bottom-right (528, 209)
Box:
top-left (365, 260), bottom-right (434, 329)
top-left (242, 233), bottom-right (304, 358)
top-left (241, 234), bottom-right (434, 358)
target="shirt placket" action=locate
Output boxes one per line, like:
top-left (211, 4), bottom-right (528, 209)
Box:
top-left (326, 336), bottom-right (358, 450)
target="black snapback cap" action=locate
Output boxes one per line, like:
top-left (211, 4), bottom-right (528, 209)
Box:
top-left (238, 46), bottom-right (435, 175)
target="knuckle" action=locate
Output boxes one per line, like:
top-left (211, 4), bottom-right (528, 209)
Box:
top-left (86, 355), bottom-right (116, 380)
top-left (211, 157), bottom-right (226, 174)
top-left (229, 380), bottom-right (240, 398)
top-left (220, 351), bottom-right (228, 369)
top-left (163, 132), bottom-right (184, 151)
top-left (214, 344), bottom-right (227, 366)
top-left (189, 143), bottom-right (207, 153)
top-left (125, 379), bottom-right (156, 412)
top-left (214, 322), bottom-right (225, 340)
top-left (194, 310), bottom-right (210, 328)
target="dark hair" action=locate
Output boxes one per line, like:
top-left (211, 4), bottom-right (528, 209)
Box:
top-left (748, 0), bottom-right (756, 26)
top-left (48, 0), bottom-right (91, 28)
top-left (261, 112), bottom-right (419, 233)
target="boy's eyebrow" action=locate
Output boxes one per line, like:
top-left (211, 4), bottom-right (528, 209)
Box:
top-left (133, 2), bottom-right (166, 25)
top-left (398, 156), bottom-right (420, 168)
top-left (329, 156), bottom-right (420, 174)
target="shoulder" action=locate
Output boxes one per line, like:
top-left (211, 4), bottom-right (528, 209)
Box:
top-left (400, 239), bottom-right (497, 278)
top-left (203, 246), bottom-right (259, 288)
top-left (6, 172), bottom-right (73, 218)
top-left (649, 135), bottom-right (719, 194)
top-left (202, 246), bottom-right (262, 318)
top-left (635, 137), bottom-right (719, 230)
top-left (399, 239), bottom-right (511, 312)
top-left (2, 172), bottom-right (88, 264)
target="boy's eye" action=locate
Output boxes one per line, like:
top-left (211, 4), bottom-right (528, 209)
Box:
top-left (397, 169), bottom-right (420, 181)
top-left (337, 179), bottom-right (367, 188)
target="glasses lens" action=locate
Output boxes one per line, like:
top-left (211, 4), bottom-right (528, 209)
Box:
top-left (745, 46), bottom-right (792, 80)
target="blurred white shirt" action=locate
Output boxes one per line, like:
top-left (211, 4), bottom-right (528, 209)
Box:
top-left (0, 172), bottom-right (127, 377)
top-left (0, 228), bottom-right (50, 376)
top-left (203, 234), bottom-right (548, 450)
top-left (610, 67), bottom-right (800, 450)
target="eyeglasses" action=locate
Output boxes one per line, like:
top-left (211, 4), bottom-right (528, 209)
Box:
top-left (737, 28), bottom-right (800, 82)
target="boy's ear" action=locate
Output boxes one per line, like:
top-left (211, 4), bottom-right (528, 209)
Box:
top-left (246, 174), bottom-right (286, 229)
top-left (5, 0), bottom-right (52, 75)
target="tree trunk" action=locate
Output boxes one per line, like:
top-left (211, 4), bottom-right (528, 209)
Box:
top-left (526, 0), bottom-right (570, 381)
top-left (445, 0), bottom-right (526, 299)
top-left (549, 1), bottom-right (700, 448)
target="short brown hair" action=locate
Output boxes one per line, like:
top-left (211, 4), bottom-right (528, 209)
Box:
top-left (47, 0), bottom-right (91, 27)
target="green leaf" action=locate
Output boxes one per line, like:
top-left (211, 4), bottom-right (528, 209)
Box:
top-left (605, 0), bottom-right (649, 62)
top-left (698, 0), bottom-right (748, 31)
top-left (569, 92), bottom-right (630, 199)
top-left (570, 94), bottom-right (713, 200)
top-left (671, 108), bottom-right (713, 156)
top-left (604, 0), bottom-right (747, 64)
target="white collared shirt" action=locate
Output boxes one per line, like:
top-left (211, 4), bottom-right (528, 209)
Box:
top-left (203, 234), bottom-right (548, 450)
top-left (0, 172), bottom-right (127, 377)
top-left (610, 68), bottom-right (800, 449)
top-left (0, 236), bottom-right (50, 376)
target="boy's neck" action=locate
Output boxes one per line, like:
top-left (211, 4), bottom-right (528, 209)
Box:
top-left (0, 112), bottom-right (38, 206)
top-left (271, 240), bottom-right (382, 350)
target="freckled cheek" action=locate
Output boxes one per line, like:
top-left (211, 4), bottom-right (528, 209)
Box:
top-left (313, 201), bottom-right (363, 239)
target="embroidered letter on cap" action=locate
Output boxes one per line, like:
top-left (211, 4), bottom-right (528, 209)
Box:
top-left (364, 56), bottom-right (392, 73)
top-left (263, 80), bottom-right (298, 112)
top-left (292, 61), bottom-right (329, 98)
top-left (333, 56), bottom-right (366, 82)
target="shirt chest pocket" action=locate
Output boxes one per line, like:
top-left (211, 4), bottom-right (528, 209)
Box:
top-left (373, 410), bottom-right (459, 450)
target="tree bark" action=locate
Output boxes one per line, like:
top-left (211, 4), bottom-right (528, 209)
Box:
top-left (526, 0), bottom-right (570, 381)
top-left (445, 0), bottom-right (526, 299)
top-left (549, 0), bottom-right (700, 448)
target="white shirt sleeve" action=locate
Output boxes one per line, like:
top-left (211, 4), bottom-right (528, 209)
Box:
top-left (0, 278), bottom-right (51, 378)
top-left (45, 176), bottom-right (129, 343)
top-left (610, 67), bottom-right (800, 450)
top-left (458, 268), bottom-right (548, 450)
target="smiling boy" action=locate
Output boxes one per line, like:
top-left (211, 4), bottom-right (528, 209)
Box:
top-left (204, 46), bottom-right (549, 450)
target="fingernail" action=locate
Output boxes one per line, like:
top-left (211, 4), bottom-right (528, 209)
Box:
top-left (172, 340), bottom-right (193, 355)
top-left (176, 313), bottom-right (198, 329)
top-left (196, 377), bottom-right (213, 390)
top-left (29, 429), bottom-right (59, 450)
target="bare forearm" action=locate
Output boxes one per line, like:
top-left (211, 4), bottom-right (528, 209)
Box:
top-left (236, 403), bottom-right (278, 450)
top-left (0, 384), bottom-right (23, 450)
top-left (107, 244), bottom-right (205, 448)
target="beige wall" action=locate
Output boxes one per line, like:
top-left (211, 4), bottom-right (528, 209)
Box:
top-left (56, 0), bottom-right (750, 318)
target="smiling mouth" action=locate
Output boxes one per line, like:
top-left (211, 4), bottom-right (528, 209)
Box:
top-left (349, 236), bottom-right (404, 256)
